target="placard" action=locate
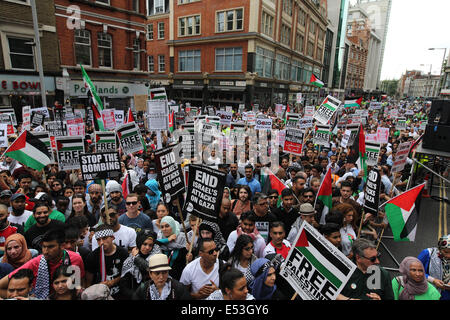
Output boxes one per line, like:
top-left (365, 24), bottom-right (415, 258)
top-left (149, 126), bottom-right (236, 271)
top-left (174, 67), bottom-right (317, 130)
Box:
top-left (284, 128), bottom-right (304, 155)
top-left (0, 124), bottom-right (7, 147)
top-left (45, 121), bottom-right (67, 137)
top-left (147, 100), bottom-right (169, 130)
top-left (229, 122), bottom-right (245, 146)
top-left (116, 122), bottom-right (144, 155)
top-left (341, 129), bottom-right (351, 148)
top-left (345, 124), bottom-right (360, 147)
top-left (313, 96), bottom-right (341, 125)
top-left (183, 164), bottom-right (226, 222)
top-left (56, 136), bottom-right (85, 171)
top-left (95, 131), bottom-right (117, 153)
top-left (313, 124), bottom-right (331, 147)
top-left (80, 152), bottom-right (121, 181)
top-left (255, 118), bottom-right (272, 130)
top-left (216, 110), bottom-right (233, 126)
top-left (154, 145), bottom-right (186, 203)
top-left (285, 113), bottom-right (300, 129)
top-left (376, 127), bottom-right (389, 144)
top-left (114, 109), bottom-right (125, 126)
top-left (391, 141), bottom-right (412, 173)
top-left (365, 141), bottom-right (381, 166)
top-left (304, 106), bottom-right (315, 118)
top-left (396, 117), bottom-right (406, 131)
top-left (363, 168), bottom-right (381, 215)
top-left (299, 117), bottom-right (314, 129)
top-left (22, 106), bottom-right (31, 132)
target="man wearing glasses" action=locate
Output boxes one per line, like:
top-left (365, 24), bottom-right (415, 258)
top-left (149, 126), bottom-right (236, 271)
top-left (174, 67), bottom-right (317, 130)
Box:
top-left (118, 193), bottom-right (153, 234)
top-left (251, 193), bottom-right (277, 244)
top-left (338, 238), bottom-right (394, 300)
top-left (179, 238), bottom-right (223, 299)
top-left (300, 188), bottom-right (324, 225)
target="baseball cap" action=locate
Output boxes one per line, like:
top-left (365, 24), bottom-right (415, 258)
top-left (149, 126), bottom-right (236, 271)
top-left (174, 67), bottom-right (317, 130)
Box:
top-left (10, 193), bottom-right (26, 201)
top-left (0, 190), bottom-right (13, 198)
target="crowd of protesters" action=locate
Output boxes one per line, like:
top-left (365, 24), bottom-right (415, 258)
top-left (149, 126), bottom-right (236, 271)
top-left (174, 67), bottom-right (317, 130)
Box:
top-left (0, 98), bottom-right (448, 301)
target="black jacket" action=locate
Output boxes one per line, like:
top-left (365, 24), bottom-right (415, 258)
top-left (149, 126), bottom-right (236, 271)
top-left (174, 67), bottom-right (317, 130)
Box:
top-left (132, 278), bottom-right (191, 300)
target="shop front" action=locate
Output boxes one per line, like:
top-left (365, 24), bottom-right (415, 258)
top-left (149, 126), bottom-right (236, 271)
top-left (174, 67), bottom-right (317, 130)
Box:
top-left (171, 79), bottom-right (205, 107)
top-left (252, 80), bottom-right (272, 108)
top-left (208, 79), bottom-right (246, 110)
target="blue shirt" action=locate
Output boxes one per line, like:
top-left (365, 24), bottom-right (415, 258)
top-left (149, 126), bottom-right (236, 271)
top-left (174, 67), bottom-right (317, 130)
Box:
top-left (237, 177), bottom-right (261, 198)
top-left (118, 212), bottom-right (153, 234)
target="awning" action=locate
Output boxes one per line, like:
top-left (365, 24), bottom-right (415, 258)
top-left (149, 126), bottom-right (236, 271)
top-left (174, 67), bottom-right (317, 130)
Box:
top-left (208, 86), bottom-right (246, 91)
top-left (172, 85), bottom-right (204, 90)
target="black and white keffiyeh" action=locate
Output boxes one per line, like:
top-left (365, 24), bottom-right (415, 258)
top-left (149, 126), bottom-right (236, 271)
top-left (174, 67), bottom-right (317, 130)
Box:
top-left (34, 255), bottom-right (50, 300)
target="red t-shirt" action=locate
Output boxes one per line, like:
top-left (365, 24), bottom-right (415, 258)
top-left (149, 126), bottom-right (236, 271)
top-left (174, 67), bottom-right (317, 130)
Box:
top-left (0, 225), bottom-right (18, 247)
top-left (272, 241), bottom-right (291, 259)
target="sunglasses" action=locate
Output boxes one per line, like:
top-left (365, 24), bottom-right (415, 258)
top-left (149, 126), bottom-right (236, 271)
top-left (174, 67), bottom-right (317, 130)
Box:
top-left (203, 248), bottom-right (219, 255)
top-left (126, 201), bottom-right (138, 206)
top-left (303, 195), bottom-right (314, 198)
top-left (362, 252), bottom-right (381, 263)
top-left (52, 184), bottom-right (61, 187)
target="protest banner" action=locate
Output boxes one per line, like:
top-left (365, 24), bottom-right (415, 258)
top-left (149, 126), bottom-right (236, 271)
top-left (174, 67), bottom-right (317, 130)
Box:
top-left (313, 96), bottom-right (341, 125)
top-left (376, 127), bottom-right (390, 144)
top-left (390, 109), bottom-right (399, 118)
top-left (280, 220), bottom-right (356, 300)
top-left (30, 107), bottom-right (50, 120)
top-left (147, 99), bottom-right (169, 130)
top-left (199, 120), bottom-right (220, 144)
top-left (56, 136), bottom-right (85, 171)
top-left (245, 111), bottom-right (256, 126)
top-left (313, 125), bottom-right (331, 147)
top-left (80, 152), bottom-right (121, 181)
top-left (296, 93), bottom-right (303, 104)
top-left (0, 124), bottom-right (7, 147)
top-left (154, 145), bottom-right (186, 203)
top-left (114, 109), bottom-right (125, 126)
top-left (116, 122), bottom-right (144, 155)
top-left (304, 106), bottom-right (315, 118)
top-left (391, 141), bottom-right (412, 173)
top-left (95, 131), bottom-right (117, 153)
top-left (255, 118), bottom-right (272, 130)
top-left (0, 108), bottom-right (17, 125)
top-left (30, 112), bottom-right (45, 128)
top-left (206, 116), bottom-right (221, 126)
top-left (396, 117), bottom-right (406, 131)
top-left (0, 114), bottom-right (14, 135)
top-left (285, 113), bottom-right (300, 129)
top-left (216, 110), bottom-right (233, 126)
top-left (363, 168), bottom-right (381, 215)
top-left (22, 106), bottom-right (31, 132)
top-left (183, 164), bottom-right (226, 222)
top-left (369, 102), bottom-right (382, 110)
top-left (45, 121), bottom-right (67, 137)
top-left (277, 129), bottom-right (286, 147)
top-left (365, 141), bottom-right (381, 166)
top-left (101, 109), bottom-right (116, 130)
top-left (32, 132), bottom-right (54, 162)
top-left (365, 134), bottom-right (377, 142)
top-left (284, 128), bottom-right (304, 155)
top-left (299, 117), bottom-right (314, 130)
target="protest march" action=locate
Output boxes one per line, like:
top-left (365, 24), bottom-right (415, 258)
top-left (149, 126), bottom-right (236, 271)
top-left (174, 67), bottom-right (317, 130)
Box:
top-left (0, 57), bottom-right (449, 306)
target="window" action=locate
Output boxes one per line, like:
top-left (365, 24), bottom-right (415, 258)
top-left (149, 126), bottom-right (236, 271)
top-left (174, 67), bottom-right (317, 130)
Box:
top-left (215, 47), bottom-right (242, 71)
top-left (316, 46), bottom-right (323, 62)
top-left (179, 50), bottom-right (201, 72)
top-left (307, 41), bottom-right (314, 57)
top-left (133, 38), bottom-right (140, 70)
top-left (282, 0), bottom-right (292, 16)
top-left (74, 29), bottom-right (91, 66)
top-left (217, 8), bottom-right (243, 32)
top-left (261, 12), bottom-right (274, 37)
top-left (7, 37), bottom-right (34, 70)
top-left (132, 0), bottom-right (139, 12)
top-left (280, 24), bottom-right (291, 46)
top-left (309, 20), bottom-right (316, 35)
top-left (291, 60), bottom-right (302, 82)
top-left (298, 8), bottom-right (306, 27)
top-left (158, 55), bottom-right (165, 72)
top-left (295, 33), bottom-right (304, 53)
top-left (97, 33), bottom-right (112, 68)
top-left (96, 0), bottom-right (110, 4)
top-left (255, 46), bottom-right (274, 78)
top-left (158, 22), bottom-right (165, 39)
top-left (147, 24), bottom-right (154, 40)
top-left (179, 15), bottom-right (201, 36)
top-left (303, 64), bottom-right (312, 83)
top-left (274, 53), bottom-right (290, 80)
top-left (155, 0), bottom-right (165, 13)
top-left (179, 0), bottom-right (200, 3)
top-left (148, 56), bottom-right (154, 72)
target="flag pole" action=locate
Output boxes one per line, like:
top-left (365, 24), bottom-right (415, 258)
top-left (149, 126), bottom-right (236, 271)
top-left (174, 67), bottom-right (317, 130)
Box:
top-left (174, 196), bottom-right (189, 243)
top-left (101, 179), bottom-right (110, 225)
top-left (186, 218), bottom-right (201, 265)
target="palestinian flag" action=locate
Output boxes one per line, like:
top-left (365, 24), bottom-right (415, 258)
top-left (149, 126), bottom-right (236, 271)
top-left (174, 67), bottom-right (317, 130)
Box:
top-left (149, 87), bottom-right (167, 100)
top-left (385, 183), bottom-right (425, 241)
top-left (95, 131), bottom-right (116, 152)
top-left (344, 97), bottom-right (363, 108)
top-left (31, 131), bottom-right (54, 162)
top-left (121, 171), bottom-right (132, 200)
top-left (56, 137), bottom-right (84, 152)
top-left (125, 109), bottom-right (135, 123)
top-left (293, 222), bottom-right (353, 290)
top-left (261, 168), bottom-right (287, 205)
top-left (168, 110), bottom-right (175, 133)
top-left (91, 101), bottom-right (105, 131)
top-left (347, 124), bottom-right (367, 178)
top-left (316, 168), bottom-right (332, 225)
top-left (81, 65), bottom-right (105, 131)
top-left (3, 131), bottom-right (52, 171)
top-left (310, 74), bottom-right (324, 88)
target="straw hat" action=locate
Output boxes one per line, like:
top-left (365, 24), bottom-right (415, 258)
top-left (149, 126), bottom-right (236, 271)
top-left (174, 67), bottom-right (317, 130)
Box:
top-left (148, 254), bottom-right (172, 272)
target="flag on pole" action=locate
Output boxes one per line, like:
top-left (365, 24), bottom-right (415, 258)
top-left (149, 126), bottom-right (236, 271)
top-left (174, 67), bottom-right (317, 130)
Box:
top-left (344, 97), bottom-right (363, 108)
top-left (168, 110), bottom-right (175, 133)
top-left (81, 65), bottom-right (105, 131)
top-left (121, 171), bottom-right (132, 200)
top-left (3, 131), bottom-right (52, 171)
top-left (384, 183), bottom-right (425, 241)
top-left (99, 245), bottom-right (107, 282)
top-left (310, 74), bottom-right (324, 88)
top-left (347, 124), bottom-right (367, 178)
top-left (149, 87), bottom-right (167, 100)
top-left (316, 168), bottom-right (333, 224)
top-left (91, 101), bottom-right (105, 131)
top-left (125, 109), bottom-right (135, 123)
top-left (261, 168), bottom-right (287, 206)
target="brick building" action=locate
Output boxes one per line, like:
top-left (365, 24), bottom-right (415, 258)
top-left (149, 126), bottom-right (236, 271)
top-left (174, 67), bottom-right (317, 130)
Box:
top-left (54, 0), bottom-right (149, 110)
top-left (0, 0), bottom-right (61, 118)
top-left (147, 0), bottom-right (328, 109)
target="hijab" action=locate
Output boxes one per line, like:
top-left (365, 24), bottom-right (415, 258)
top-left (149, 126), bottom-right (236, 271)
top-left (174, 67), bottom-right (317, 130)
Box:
top-left (198, 220), bottom-right (226, 249)
top-left (1, 233), bottom-right (32, 269)
top-left (398, 256), bottom-right (429, 300)
top-left (248, 258), bottom-right (276, 300)
top-left (145, 179), bottom-right (161, 211)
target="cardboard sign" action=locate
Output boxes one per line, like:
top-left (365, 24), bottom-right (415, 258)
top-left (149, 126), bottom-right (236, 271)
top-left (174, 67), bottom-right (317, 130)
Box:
top-left (183, 164), bottom-right (226, 222)
top-left (114, 109), bottom-right (125, 126)
top-left (365, 141), bottom-right (381, 166)
top-left (284, 128), bottom-right (304, 155)
top-left (313, 125), bottom-right (331, 147)
top-left (313, 96), bottom-right (341, 125)
top-left (95, 131), bottom-right (117, 153)
top-left (280, 221), bottom-right (356, 300)
top-left (391, 141), bottom-right (412, 173)
top-left (396, 117), bottom-right (406, 131)
top-left (147, 100), bottom-right (169, 130)
top-left (56, 136), bottom-right (85, 171)
top-left (45, 121), bottom-right (67, 137)
top-left (154, 145), bottom-right (186, 203)
top-left (80, 152), bottom-right (121, 181)
top-left (364, 168), bottom-right (381, 215)
top-left (304, 106), bottom-right (315, 118)
top-left (255, 118), bottom-right (272, 130)
top-left (216, 110), bottom-right (233, 126)
top-left (116, 122), bottom-right (144, 155)
top-left (22, 106), bottom-right (31, 132)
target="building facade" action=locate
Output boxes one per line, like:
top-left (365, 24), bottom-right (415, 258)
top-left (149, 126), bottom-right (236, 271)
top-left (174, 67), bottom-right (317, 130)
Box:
top-left (54, 0), bottom-right (149, 110)
top-left (440, 52), bottom-right (450, 98)
top-left (0, 0), bottom-right (60, 120)
top-left (146, 0), bottom-right (328, 110)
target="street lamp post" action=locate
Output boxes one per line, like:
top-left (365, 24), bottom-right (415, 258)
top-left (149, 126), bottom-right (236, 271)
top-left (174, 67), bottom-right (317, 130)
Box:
top-left (429, 47), bottom-right (448, 95)
top-left (420, 64), bottom-right (432, 97)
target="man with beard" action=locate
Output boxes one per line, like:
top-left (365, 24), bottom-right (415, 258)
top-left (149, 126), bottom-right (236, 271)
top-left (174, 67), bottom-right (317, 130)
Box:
top-left (0, 204), bottom-right (19, 253)
top-left (8, 193), bottom-right (33, 227)
top-left (300, 188), bottom-right (324, 225)
top-left (0, 190), bottom-right (12, 208)
top-left (86, 184), bottom-right (103, 221)
top-left (107, 183), bottom-right (127, 216)
top-left (91, 207), bottom-right (136, 253)
top-left (226, 163), bottom-right (241, 190)
top-left (272, 188), bottom-right (299, 235)
top-left (12, 173), bottom-right (34, 198)
top-left (24, 202), bottom-right (65, 252)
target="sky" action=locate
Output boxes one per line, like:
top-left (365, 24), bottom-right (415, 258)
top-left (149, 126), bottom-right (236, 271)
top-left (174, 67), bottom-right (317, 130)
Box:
top-left (377, 0), bottom-right (450, 80)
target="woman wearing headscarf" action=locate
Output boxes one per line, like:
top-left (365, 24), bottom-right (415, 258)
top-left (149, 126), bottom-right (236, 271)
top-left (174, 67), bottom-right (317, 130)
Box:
top-left (189, 220), bottom-right (230, 262)
top-left (392, 256), bottom-right (441, 300)
top-left (145, 179), bottom-right (161, 212)
top-left (157, 216), bottom-right (187, 280)
top-left (247, 258), bottom-right (283, 300)
top-left (119, 229), bottom-right (161, 299)
top-left (1, 233), bottom-right (37, 269)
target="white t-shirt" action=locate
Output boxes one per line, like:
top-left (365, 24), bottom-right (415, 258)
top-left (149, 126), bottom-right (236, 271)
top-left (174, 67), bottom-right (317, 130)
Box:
top-left (7, 210), bottom-right (33, 227)
top-left (179, 257), bottom-right (221, 299)
top-left (226, 230), bottom-right (266, 258)
top-left (91, 224), bottom-right (137, 251)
